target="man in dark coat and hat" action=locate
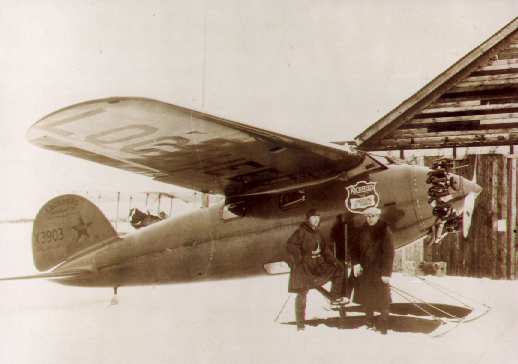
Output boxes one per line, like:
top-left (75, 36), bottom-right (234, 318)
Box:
top-left (350, 206), bottom-right (394, 334)
top-left (286, 208), bottom-right (346, 331)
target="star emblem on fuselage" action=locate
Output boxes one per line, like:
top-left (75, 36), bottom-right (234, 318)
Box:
top-left (72, 216), bottom-right (92, 242)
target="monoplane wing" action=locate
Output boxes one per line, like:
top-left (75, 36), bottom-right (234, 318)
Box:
top-left (28, 97), bottom-right (364, 196)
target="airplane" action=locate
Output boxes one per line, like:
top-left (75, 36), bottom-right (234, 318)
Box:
top-left (9, 14), bottom-right (518, 310)
top-left (0, 96), bottom-right (481, 295)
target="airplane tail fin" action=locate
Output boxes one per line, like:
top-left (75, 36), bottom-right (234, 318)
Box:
top-left (32, 194), bottom-right (118, 271)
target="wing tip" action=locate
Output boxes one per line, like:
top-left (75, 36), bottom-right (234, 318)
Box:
top-left (25, 96), bottom-right (161, 146)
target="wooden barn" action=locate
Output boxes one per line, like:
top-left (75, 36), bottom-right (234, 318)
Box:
top-left (354, 17), bottom-right (518, 279)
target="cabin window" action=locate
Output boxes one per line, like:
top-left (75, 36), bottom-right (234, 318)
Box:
top-left (222, 201), bottom-right (247, 220)
top-left (279, 190), bottom-right (306, 209)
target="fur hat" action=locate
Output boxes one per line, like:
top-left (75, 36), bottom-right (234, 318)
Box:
top-left (306, 208), bottom-right (319, 218)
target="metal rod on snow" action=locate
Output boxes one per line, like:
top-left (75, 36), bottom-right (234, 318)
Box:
top-left (390, 284), bottom-right (461, 320)
top-left (390, 285), bottom-right (441, 320)
top-left (391, 285), bottom-right (463, 338)
top-left (414, 276), bottom-right (472, 309)
top-left (414, 275), bottom-right (490, 309)
top-left (274, 294), bottom-right (292, 322)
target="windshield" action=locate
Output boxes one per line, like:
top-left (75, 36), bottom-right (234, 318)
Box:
top-left (368, 154), bottom-right (396, 166)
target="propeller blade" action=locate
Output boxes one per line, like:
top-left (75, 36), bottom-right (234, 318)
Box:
top-left (463, 192), bottom-right (477, 238)
top-left (463, 155), bottom-right (480, 238)
top-left (472, 155), bottom-right (478, 184)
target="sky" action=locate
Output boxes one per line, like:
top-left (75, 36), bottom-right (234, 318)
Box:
top-left (0, 0), bottom-right (516, 218)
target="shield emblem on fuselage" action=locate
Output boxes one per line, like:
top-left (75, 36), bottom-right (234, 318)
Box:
top-left (345, 180), bottom-right (380, 214)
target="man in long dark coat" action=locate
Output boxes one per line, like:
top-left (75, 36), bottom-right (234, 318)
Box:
top-left (350, 206), bottom-right (394, 334)
top-left (286, 208), bottom-right (346, 331)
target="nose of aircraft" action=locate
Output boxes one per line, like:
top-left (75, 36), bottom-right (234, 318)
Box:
top-left (463, 176), bottom-right (482, 195)
top-left (411, 165), bottom-right (483, 240)
top-left (449, 174), bottom-right (482, 197)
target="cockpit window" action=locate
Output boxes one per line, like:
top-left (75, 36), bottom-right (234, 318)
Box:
top-left (221, 201), bottom-right (247, 220)
top-left (279, 190), bottom-right (306, 209)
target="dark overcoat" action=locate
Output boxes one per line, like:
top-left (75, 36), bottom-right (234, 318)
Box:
top-left (350, 220), bottom-right (394, 310)
top-left (286, 222), bottom-right (340, 293)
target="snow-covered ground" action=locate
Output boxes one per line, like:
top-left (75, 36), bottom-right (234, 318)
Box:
top-left (1, 223), bottom-right (517, 364)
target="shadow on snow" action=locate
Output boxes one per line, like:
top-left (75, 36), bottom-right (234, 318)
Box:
top-left (282, 303), bottom-right (472, 334)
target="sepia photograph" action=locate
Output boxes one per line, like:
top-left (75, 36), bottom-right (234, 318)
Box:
top-left (0, 1), bottom-right (517, 363)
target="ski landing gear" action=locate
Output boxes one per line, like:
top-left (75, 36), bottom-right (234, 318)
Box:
top-left (426, 158), bottom-right (462, 244)
top-left (390, 277), bottom-right (491, 338)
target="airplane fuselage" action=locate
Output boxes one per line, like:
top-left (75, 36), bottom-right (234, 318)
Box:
top-left (54, 163), bottom-right (456, 288)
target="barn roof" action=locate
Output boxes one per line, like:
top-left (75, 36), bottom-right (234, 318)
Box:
top-left (356, 17), bottom-right (518, 151)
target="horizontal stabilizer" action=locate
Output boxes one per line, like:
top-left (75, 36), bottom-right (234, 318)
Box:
top-left (0, 269), bottom-right (88, 282)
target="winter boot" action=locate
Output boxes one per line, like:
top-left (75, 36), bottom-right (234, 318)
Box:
top-left (378, 309), bottom-right (389, 335)
top-left (295, 292), bottom-right (307, 331)
top-left (365, 309), bottom-right (375, 329)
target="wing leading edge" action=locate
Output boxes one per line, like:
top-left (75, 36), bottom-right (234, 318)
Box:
top-left (28, 97), bottom-right (363, 196)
